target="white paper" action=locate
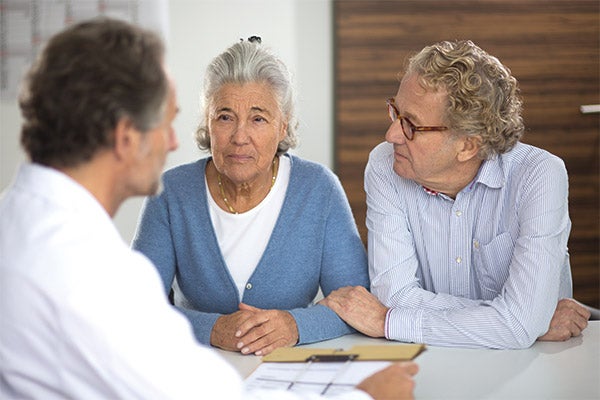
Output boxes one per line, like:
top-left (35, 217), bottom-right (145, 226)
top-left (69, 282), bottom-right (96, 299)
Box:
top-left (245, 361), bottom-right (392, 396)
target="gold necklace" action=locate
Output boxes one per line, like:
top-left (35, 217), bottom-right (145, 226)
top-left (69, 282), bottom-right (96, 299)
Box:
top-left (217, 157), bottom-right (278, 214)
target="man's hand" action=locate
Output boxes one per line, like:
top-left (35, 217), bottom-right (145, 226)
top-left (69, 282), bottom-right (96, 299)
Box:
top-left (357, 361), bottom-right (418, 400)
top-left (232, 303), bottom-right (299, 356)
top-left (538, 298), bottom-right (591, 341)
top-left (319, 286), bottom-right (388, 337)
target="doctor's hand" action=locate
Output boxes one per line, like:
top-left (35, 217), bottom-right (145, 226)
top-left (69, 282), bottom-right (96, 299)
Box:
top-left (357, 361), bottom-right (419, 400)
top-left (231, 303), bottom-right (299, 356)
top-left (538, 298), bottom-right (590, 342)
top-left (320, 286), bottom-right (388, 338)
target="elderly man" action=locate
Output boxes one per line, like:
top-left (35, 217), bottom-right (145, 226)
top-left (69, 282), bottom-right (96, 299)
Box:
top-left (0, 18), bottom-right (417, 400)
top-left (322, 40), bottom-right (590, 349)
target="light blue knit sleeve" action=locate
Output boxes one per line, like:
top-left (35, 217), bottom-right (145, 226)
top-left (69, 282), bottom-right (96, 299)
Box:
top-left (132, 193), bottom-right (177, 296)
top-left (288, 167), bottom-right (369, 344)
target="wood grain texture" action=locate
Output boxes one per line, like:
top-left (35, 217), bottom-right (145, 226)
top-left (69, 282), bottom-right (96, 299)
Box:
top-left (334, 0), bottom-right (599, 307)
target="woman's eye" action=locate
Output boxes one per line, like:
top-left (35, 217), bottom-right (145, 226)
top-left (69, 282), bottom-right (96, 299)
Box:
top-left (253, 116), bottom-right (267, 123)
top-left (217, 114), bottom-right (232, 122)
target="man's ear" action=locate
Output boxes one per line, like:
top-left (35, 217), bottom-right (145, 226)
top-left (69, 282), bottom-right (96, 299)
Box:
top-left (457, 135), bottom-right (482, 162)
top-left (113, 118), bottom-right (139, 161)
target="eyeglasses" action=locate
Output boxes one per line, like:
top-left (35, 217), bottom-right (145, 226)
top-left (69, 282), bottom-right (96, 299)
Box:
top-left (386, 98), bottom-right (448, 141)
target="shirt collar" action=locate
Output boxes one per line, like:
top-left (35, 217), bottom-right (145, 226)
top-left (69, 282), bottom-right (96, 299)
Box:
top-left (421, 156), bottom-right (504, 198)
top-left (16, 162), bottom-right (111, 219)
top-left (472, 155), bottom-right (504, 191)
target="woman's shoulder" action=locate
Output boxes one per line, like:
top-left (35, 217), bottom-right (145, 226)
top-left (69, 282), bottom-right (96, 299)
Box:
top-left (162, 158), bottom-right (208, 183)
top-left (287, 154), bottom-right (337, 183)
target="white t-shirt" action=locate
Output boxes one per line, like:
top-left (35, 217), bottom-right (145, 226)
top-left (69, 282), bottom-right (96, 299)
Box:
top-left (207, 156), bottom-right (291, 300)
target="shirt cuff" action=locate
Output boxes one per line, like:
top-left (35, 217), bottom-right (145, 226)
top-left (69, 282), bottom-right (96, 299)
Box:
top-left (385, 307), bottom-right (424, 344)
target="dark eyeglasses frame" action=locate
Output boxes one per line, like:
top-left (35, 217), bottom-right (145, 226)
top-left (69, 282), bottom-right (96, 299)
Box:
top-left (386, 98), bottom-right (448, 141)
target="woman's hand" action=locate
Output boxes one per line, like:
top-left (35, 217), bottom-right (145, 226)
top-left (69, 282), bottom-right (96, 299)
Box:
top-left (210, 303), bottom-right (299, 356)
top-left (233, 303), bottom-right (298, 356)
top-left (210, 308), bottom-right (256, 351)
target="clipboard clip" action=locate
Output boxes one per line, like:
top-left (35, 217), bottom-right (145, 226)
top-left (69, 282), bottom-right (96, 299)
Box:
top-left (306, 354), bottom-right (358, 362)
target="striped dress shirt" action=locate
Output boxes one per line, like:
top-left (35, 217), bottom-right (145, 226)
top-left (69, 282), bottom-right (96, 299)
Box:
top-left (365, 141), bottom-right (573, 349)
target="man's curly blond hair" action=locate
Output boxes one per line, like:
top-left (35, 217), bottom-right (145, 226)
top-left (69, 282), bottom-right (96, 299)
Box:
top-left (405, 40), bottom-right (524, 159)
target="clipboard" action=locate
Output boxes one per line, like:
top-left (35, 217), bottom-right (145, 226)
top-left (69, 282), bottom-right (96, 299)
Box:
top-left (261, 343), bottom-right (426, 363)
top-left (245, 343), bottom-right (425, 395)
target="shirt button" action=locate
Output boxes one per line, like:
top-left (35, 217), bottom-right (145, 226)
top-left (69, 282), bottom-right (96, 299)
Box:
top-left (246, 283), bottom-right (253, 290)
top-left (455, 210), bottom-right (462, 216)
top-left (456, 257), bottom-right (462, 264)
top-left (473, 240), bottom-right (480, 249)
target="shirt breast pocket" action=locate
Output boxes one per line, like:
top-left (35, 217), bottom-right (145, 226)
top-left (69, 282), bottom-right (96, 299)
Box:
top-left (473, 232), bottom-right (513, 299)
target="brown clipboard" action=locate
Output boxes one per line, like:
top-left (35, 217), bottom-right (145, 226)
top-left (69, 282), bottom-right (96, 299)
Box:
top-left (261, 343), bottom-right (426, 363)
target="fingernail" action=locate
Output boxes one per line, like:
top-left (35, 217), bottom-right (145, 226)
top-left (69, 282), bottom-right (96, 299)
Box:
top-left (235, 330), bottom-right (242, 337)
top-left (241, 347), bottom-right (249, 354)
top-left (255, 350), bottom-right (262, 356)
top-left (237, 342), bottom-right (244, 349)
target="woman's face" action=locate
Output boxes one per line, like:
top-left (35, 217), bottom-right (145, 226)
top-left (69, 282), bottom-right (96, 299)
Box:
top-left (208, 82), bottom-right (287, 185)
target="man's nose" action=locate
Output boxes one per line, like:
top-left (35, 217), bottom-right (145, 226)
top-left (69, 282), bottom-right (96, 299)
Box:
top-left (385, 120), bottom-right (406, 144)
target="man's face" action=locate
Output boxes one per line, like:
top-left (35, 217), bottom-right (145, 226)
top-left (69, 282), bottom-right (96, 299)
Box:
top-left (133, 78), bottom-right (179, 196)
top-left (385, 73), bottom-right (461, 190)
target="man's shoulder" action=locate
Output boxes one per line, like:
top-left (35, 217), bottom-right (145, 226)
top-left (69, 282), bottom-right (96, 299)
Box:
top-left (366, 142), bottom-right (401, 180)
top-left (500, 142), bottom-right (566, 172)
top-left (369, 142), bottom-right (394, 163)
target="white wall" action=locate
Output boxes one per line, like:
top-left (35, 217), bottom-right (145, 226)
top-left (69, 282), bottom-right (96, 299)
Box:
top-left (0, 0), bottom-right (333, 243)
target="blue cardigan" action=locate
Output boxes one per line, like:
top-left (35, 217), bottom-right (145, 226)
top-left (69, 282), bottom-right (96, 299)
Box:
top-left (132, 154), bottom-right (369, 346)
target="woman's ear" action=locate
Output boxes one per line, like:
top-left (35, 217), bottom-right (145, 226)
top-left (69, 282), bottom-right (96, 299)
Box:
top-left (279, 121), bottom-right (288, 142)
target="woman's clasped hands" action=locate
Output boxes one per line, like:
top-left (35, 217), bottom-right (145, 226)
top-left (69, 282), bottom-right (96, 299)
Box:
top-left (210, 303), bottom-right (299, 356)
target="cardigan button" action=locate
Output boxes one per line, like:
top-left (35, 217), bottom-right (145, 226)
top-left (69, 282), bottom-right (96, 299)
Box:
top-left (246, 283), bottom-right (253, 290)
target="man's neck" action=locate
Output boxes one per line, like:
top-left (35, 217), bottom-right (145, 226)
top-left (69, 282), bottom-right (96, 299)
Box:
top-left (59, 153), bottom-right (125, 218)
top-left (423, 158), bottom-right (483, 199)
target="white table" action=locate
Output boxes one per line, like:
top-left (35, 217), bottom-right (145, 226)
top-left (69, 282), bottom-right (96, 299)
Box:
top-left (217, 320), bottom-right (600, 399)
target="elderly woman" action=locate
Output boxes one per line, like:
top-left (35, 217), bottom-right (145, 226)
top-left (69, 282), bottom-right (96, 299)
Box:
top-left (132, 38), bottom-right (368, 356)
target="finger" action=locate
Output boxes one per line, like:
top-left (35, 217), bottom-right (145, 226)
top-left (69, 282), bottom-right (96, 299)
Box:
top-left (561, 299), bottom-right (591, 319)
top-left (235, 312), bottom-right (271, 338)
top-left (575, 304), bottom-right (592, 320)
top-left (399, 361), bottom-right (419, 376)
top-left (236, 318), bottom-right (273, 351)
top-left (254, 337), bottom-right (290, 356)
top-left (238, 324), bottom-right (274, 354)
top-left (548, 327), bottom-right (571, 341)
top-left (245, 325), bottom-right (296, 356)
top-left (325, 286), bottom-right (354, 299)
top-left (572, 314), bottom-right (589, 332)
top-left (239, 302), bottom-right (262, 312)
top-left (247, 333), bottom-right (282, 356)
top-left (566, 318), bottom-right (585, 337)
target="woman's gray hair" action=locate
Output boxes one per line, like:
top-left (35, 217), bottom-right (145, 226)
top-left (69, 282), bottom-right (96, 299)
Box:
top-left (405, 40), bottom-right (524, 159)
top-left (195, 39), bottom-right (298, 154)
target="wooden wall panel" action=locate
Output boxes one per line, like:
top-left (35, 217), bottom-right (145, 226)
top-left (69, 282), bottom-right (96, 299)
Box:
top-left (334, 0), bottom-right (599, 307)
